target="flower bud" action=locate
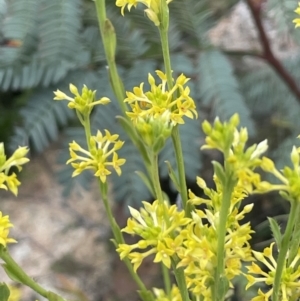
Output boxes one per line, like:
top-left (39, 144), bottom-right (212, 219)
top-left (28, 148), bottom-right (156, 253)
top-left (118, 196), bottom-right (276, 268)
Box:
top-left (261, 157), bottom-right (275, 172)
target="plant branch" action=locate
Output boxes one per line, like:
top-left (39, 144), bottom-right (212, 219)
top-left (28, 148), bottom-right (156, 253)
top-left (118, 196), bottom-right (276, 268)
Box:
top-left (246, 0), bottom-right (300, 102)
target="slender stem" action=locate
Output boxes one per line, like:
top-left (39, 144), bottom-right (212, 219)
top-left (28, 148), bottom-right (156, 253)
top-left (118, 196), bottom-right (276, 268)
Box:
top-left (171, 258), bottom-right (190, 301)
top-left (288, 204), bottom-right (300, 266)
top-left (94, 0), bottom-right (127, 114)
top-left (98, 180), bottom-right (154, 301)
top-left (171, 127), bottom-right (191, 216)
top-left (151, 153), bottom-right (164, 203)
top-left (94, 0), bottom-right (155, 194)
top-left (213, 176), bottom-right (235, 301)
top-left (159, 21), bottom-right (190, 217)
top-left (159, 26), bottom-right (173, 90)
top-left (162, 263), bottom-right (171, 295)
top-left (0, 247), bottom-right (48, 298)
top-left (83, 117), bottom-right (92, 150)
top-left (272, 200), bottom-right (299, 301)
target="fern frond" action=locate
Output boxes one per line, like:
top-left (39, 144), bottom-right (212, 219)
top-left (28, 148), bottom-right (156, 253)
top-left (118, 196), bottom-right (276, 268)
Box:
top-left (197, 50), bottom-right (255, 134)
top-left (169, 0), bottom-right (213, 45)
top-left (8, 88), bottom-right (73, 153)
top-left (0, 0), bottom-right (85, 91)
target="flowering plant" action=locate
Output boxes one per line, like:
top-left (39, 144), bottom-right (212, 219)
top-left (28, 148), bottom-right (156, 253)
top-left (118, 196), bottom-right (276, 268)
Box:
top-left (2, 2), bottom-right (300, 301)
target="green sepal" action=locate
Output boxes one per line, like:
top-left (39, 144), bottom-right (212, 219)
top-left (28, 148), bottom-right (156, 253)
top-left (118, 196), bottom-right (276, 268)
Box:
top-left (212, 161), bottom-right (226, 185)
top-left (110, 238), bottom-right (117, 248)
top-left (2, 264), bottom-right (22, 284)
top-left (152, 135), bottom-right (165, 154)
top-left (268, 217), bottom-right (282, 247)
top-left (0, 283), bottom-right (10, 301)
top-left (164, 161), bottom-right (181, 192)
top-left (279, 191), bottom-right (294, 203)
top-left (137, 289), bottom-right (154, 301)
top-left (47, 291), bottom-right (66, 301)
top-left (135, 171), bottom-right (155, 196)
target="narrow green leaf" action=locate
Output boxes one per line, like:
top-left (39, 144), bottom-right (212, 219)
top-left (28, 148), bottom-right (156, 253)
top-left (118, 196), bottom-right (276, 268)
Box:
top-left (0, 283), bottom-right (10, 301)
top-left (268, 217), bottom-right (282, 246)
top-left (135, 171), bottom-right (155, 196)
top-left (2, 264), bottom-right (22, 284)
top-left (164, 161), bottom-right (181, 192)
top-left (116, 116), bottom-right (139, 142)
top-left (211, 161), bottom-right (226, 185)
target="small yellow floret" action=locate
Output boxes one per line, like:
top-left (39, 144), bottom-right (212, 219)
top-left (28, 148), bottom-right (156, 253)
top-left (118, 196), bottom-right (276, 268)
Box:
top-left (0, 212), bottom-right (17, 247)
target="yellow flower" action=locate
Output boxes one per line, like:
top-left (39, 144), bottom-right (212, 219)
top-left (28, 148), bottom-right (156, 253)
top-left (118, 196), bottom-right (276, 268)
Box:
top-left (66, 130), bottom-right (125, 183)
top-left (54, 84), bottom-right (110, 117)
top-left (8, 285), bottom-right (21, 301)
top-left (117, 200), bottom-right (191, 271)
top-left (246, 243), bottom-right (300, 301)
top-left (153, 240), bottom-right (174, 268)
top-left (116, 0), bottom-right (173, 26)
top-left (125, 70), bottom-right (197, 126)
top-left (293, 3), bottom-right (300, 28)
top-left (0, 143), bottom-right (29, 196)
top-left (0, 212), bottom-right (17, 247)
top-left (153, 285), bottom-right (182, 301)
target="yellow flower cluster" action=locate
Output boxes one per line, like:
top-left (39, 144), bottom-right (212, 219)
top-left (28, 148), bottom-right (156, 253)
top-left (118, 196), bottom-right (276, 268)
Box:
top-left (116, 0), bottom-right (173, 26)
top-left (153, 285), bottom-right (182, 301)
top-left (0, 143), bottom-right (29, 196)
top-left (202, 114), bottom-right (269, 194)
top-left (67, 130), bottom-right (126, 183)
top-left (117, 200), bottom-right (190, 271)
top-left (117, 182), bottom-right (254, 300)
top-left (0, 212), bottom-right (16, 248)
top-left (54, 84), bottom-right (110, 117)
top-left (294, 3), bottom-right (300, 28)
top-left (125, 70), bottom-right (197, 126)
top-left (246, 243), bottom-right (300, 301)
top-left (179, 178), bottom-right (253, 299)
top-left (254, 146), bottom-right (300, 200)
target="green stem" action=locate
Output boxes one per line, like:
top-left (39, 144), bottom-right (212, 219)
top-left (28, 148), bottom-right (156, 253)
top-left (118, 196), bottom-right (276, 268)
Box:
top-left (159, 26), bottom-right (173, 90)
top-left (159, 20), bottom-right (190, 218)
top-left (94, 0), bottom-right (127, 114)
top-left (171, 127), bottom-right (191, 216)
top-left (0, 247), bottom-right (48, 298)
top-left (213, 176), bottom-right (235, 301)
top-left (151, 153), bottom-right (164, 203)
top-left (172, 258), bottom-right (190, 301)
top-left (94, 0), bottom-right (155, 194)
top-left (98, 180), bottom-right (154, 301)
top-left (272, 200), bottom-right (299, 301)
top-left (288, 203), bottom-right (300, 266)
top-left (83, 117), bottom-right (92, 150)
top-left (162, 263), bottom-right (171, 295)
